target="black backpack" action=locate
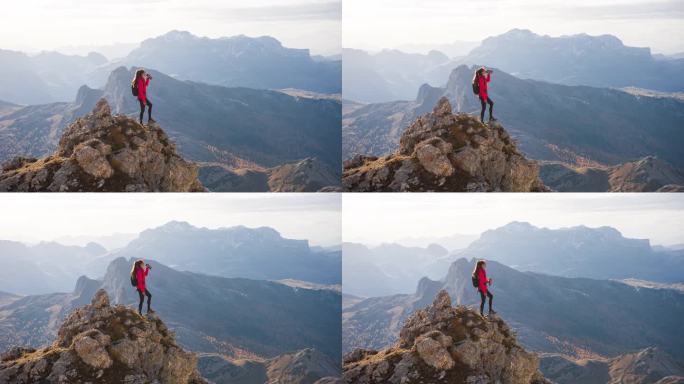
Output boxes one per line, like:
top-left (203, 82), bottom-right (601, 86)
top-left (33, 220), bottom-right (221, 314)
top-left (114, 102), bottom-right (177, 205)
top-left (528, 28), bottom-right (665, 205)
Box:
top-left (130, 273), bottom-right (138, 287)
top-left (472, 81), bottom-right (480, 95)
top-left (131, 83), bottom-right (139, 97)
top-left (471, 273), bottom-right (479, 288)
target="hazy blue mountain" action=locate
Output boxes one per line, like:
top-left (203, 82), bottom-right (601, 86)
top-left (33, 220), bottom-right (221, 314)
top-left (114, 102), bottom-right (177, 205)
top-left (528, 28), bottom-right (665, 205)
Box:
top-left (0, 49), bottom-right (106, 105)
top-left (0, 240), bottom-right (106, 295)
top-left (343, 258), bottom-right (684, 360)
top-left (342, 48), bottom-right (456, 102)
top-left (121, 30), bottom-right (340, 94)
top-left (460, 29), bottom-right (684, 91)
top-left (343, 242), bottom-right (452, 297)
top-left (342, 65), bottom-right (684, 169)
top-left (0, 67), bottom-right (342, 190)
top-left (459, 222), bottom-right (684, 282)
top-left (0, 257), bottom-right (342, 363)
top-left (105, 221), bottom-right (341, 285)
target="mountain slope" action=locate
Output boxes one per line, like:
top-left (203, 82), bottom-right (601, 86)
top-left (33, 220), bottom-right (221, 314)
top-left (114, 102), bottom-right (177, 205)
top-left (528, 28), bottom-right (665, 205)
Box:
top-left (0, 67), bottom-right (342, 191)
top-left (343, 290), bottom-right (549, 384)
top-left (0, 289), bottom-right (206, 383)
top-left (540, 156), bottom-right (684, 192)
top-left (461, 222), bottom-right (684, 282)
top-left (0, 257), bottom-right (342, 362)
top-left (460, 29), bottom-right (684, 91)
top-left (0, 99), bottom-right (204, 192)
top-left (343, 259), bottom-right (684, 360)
top-left (540, 347), bottom-right (684, 384)
top-left (342, 65), bottom-right (684, 170)
top-left (199, 348), bottom-right (340, 384)
top-left (342, 98), bottom-right (546, 191)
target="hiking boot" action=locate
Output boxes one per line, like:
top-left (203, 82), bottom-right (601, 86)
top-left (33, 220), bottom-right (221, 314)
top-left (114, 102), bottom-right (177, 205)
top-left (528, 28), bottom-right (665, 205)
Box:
top-left (489, 117), bottom-right (498, 122)
top-left (148, 118), bottom-right (156, 124)
top-left (489, 309), bottom-right (497, 315)
top-left (147, 308), bottom-right (155, 314)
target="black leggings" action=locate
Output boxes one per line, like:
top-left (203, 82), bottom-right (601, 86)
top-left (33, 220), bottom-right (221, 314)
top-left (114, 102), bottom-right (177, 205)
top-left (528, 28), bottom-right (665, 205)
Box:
top-left (480, 96), bottom-right (494, 121)
top-left (137, 288), bottom-right (152, 312)
top-left (138, 99), bottom-right (153, 123)
top-left (479, 289), bottom-right (493, 314)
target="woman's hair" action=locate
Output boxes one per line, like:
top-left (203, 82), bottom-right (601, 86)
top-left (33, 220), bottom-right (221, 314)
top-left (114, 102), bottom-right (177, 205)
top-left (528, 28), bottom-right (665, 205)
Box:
top-left (472, 67), bottom-right (486, 84)
top-left (131, 69), bottom-right (145, 88)
top-left (472, 260), bottom-right (486, 277)
top-left (130, 259), bottom-right (144, 278)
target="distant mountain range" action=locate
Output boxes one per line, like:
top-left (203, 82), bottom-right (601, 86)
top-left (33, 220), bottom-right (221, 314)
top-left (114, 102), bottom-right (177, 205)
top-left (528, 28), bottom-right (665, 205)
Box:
top-left (343, 242), bottom-right (452, 297)
top-left (0, 257), bottom-right (342, 381)
top-left (343, 258), bottom-right (684, 361)
top-left (0, 222), bottom-right (340, 295)
top-left (0, 31), bottom-right (340, 105)
top-left (343, 29), bottom-right (684, 104)
top-left (0, 66), bottom-right (341, 191)
top-left (461, 29), bottom-right (684, 92)
top-left (458, 222), bottom-right (684, 282)
top-left (342, 65), bottom-right (684, 172)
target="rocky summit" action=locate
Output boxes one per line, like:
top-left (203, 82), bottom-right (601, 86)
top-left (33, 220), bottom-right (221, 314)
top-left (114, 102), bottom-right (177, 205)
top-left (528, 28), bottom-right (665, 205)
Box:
top-left (0, 99), bottom-right (204, 192)
top-left (0, 289), bottom-right (205, 384)
top-left (343, 290), bottom-right (549, 384)
top-left (342, 98), bottom-right (547, 192)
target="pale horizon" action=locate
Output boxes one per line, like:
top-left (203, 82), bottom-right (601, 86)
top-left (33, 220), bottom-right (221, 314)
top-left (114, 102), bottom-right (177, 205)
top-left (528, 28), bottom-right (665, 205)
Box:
top-left (343, 194), bottom-right (684, 247)
top-left (0, 194), bottom-right (341, 247)
top-left (344, 0), bottom-right (684, 54)
top-left (2, 0), bottom-right (341, 56)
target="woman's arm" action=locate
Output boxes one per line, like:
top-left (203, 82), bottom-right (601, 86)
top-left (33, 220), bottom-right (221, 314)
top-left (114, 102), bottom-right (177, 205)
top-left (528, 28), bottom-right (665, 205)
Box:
top-left (144, 266), bottom-right (150, 276)
top-left (486, 73), bottom-right (491, 82)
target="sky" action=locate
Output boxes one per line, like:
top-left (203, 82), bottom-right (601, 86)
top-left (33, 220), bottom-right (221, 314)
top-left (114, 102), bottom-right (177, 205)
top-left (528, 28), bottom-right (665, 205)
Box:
top-left (0, 194), bottom-right (341, 247)
top-left (343, 194), bottom-right (684, 247)
top-left (1, 0), bottom-right (341, 56)
top-left (344, 0), bottom-right (684, 54)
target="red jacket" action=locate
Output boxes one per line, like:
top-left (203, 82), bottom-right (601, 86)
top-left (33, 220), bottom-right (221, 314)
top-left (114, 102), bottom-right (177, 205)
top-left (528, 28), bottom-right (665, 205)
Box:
top-left (136, 266), bottom-right (150, 292)
top-left (478, 268), bottom-right (488, 294)
top-left (137, 77), bottom-right (150, 103)
top-left (478, 73), bottom-right (490, 101)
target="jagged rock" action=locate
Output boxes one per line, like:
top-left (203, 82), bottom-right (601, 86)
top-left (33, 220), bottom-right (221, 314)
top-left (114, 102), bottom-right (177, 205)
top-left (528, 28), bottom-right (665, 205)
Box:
top-left (0, 289), bottom-right (206, 384)
top-left (0, 99), bottom-right (205, 192)
top-left (343, 97), bottom-right (548, 192)
top-left (343, 290), bottom-right (549, 384)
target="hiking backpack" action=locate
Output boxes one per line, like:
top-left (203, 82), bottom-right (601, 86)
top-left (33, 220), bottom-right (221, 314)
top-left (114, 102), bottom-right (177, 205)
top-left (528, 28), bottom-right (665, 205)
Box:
top-left (472, 81), bottom-right (480, 96)
top-left (471, 273), bottom-right (479, 288)
top-left (130, 273), bottom-right (138, 287)
top-left (131, 83), bottom-right (139, 97)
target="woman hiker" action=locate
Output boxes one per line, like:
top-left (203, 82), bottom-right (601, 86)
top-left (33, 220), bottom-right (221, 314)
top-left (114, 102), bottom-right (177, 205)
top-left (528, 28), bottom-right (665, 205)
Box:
top-left (473, 67), bottom-right (496, 124)
top-left (131, 259), bottom-right (153, 315)
top-left (131, 69), bottom-right (155, 125)
top-left (473, 259), bottom-right (495, 317)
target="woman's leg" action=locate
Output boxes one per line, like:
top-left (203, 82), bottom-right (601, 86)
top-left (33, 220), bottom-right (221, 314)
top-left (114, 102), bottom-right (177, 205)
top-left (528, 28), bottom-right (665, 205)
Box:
top-left (145, 289), bottom-right (152, 311)
top-left (138, 100), bottom-right (145, 124)
top-left (137, 289), bottom-right (144, 313)
top-left (479, 290), bottom-right (486, 315)
top-left (487, 97), bottom-right (494, 120)
top-left (487, 291), bottom-right (493, 312)
top-left (146, 100), bottom-right (153, 121)
top-left (479, 97), bottom-right (486, 122)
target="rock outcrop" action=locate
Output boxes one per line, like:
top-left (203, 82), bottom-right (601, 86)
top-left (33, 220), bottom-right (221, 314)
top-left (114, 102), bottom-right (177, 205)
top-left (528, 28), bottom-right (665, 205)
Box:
top-left (0, 99), bottom-right (204, 191)
top-left (342, 98), bottom-right (547, 191)
top-left (343, 290), bottom-right (548, 384)
top-left (0, 289), bottom-right (205, 384)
